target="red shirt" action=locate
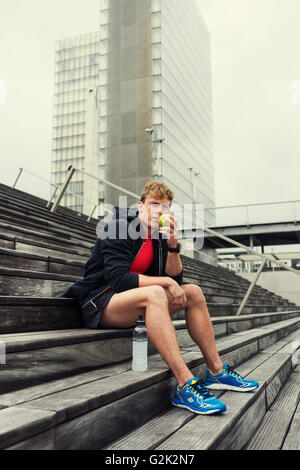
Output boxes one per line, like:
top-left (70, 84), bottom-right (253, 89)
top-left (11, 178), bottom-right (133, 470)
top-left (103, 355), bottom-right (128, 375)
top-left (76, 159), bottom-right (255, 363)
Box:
top-left (130, 238), bottom-right (154, 274)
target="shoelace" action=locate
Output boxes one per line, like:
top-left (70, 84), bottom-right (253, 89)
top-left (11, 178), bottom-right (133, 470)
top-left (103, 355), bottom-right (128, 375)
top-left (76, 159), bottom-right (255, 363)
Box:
top-left (189, 380), bottom-right (213, 400)
top-left (226, 365), bottom-right (243, 379)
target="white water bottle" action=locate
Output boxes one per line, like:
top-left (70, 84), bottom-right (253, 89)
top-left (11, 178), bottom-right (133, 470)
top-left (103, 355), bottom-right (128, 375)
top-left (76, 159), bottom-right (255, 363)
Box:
top-left (132, 315), bottom-right (148, 371)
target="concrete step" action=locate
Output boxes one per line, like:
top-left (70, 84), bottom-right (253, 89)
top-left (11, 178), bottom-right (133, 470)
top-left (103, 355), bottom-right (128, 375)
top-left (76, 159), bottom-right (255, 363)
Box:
top-left (0, 190), bottom-right (97, 229)
top-left (173, 304), bottom-right (298, 322)
top-left (1, 295), bottom-right (298, 333)
top-left (0, 246), bottom-right (84, 276)
top-left (0, 230), bottom-right (269, 299)
top-left (0, 296), bottom-right (82, 333)
top-left (0, 203), bottom-right (96, 244)
top-left (0, 184), bottom-right (294, 308)
top-left (0, 183), bottom-right (98, 231)
top-left (184, 272), bottom-right (276, 297)
top-left (106, 329), bottom-right (300, 451)
top-left (0, 233), bottom-right (89, 262)
top-left (0, 220), bottom-right (93, 252)
top-left (0, 185), bottom-right (290, 306)
top-left (0, 266), bottom-right (294, 308)
top-left (0, 246), bottom-right (286, 303)
top-left (1, 315), bottom-right (299, 400)
top-left (0, 216), bottom-right (294, 311)
top-left (181, 255), bottom-right (295, 302)
top-left (0, 244), bottom-right (296, 314)
top-left (244, 363), bottom-right (300, 450)
top-left (0, 266), bottom-right (79, 297)
top-left (0, 322), bottom-right (299, 449)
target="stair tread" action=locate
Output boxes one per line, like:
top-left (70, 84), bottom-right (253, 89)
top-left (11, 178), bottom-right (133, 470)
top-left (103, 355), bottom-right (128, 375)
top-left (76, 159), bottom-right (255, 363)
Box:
top-left (106, 331), bottom-right (300, 450)
top-left (0, 246), bottom-right (85, 266)
top-left (0, 295), bottom-right (77, 305)
top-left (1, 320), bottom-right (299, 420)
top-left (245, 374), bottom-right (300, 449)
top-left (0, 220), bottom-right (94, 250)
top-left (0, 265), bottom-right (295, 302)
top-left (0, 406), bottom-right (56, 450)
top-left (0, 265), bottom-right (81, 281)
top-left (2, 314), bottom-right (299, 353)
top-left (0, 294), bottom-right (295, 308)
top-left (0, 183), bottom-right (98, 228)
top-left (0, 312), bottom-right (298, 449)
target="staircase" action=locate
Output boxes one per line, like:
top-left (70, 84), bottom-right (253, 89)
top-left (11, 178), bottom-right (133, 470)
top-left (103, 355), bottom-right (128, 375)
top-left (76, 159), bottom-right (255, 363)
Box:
top-left (0, 182), bottom-right (299, 450)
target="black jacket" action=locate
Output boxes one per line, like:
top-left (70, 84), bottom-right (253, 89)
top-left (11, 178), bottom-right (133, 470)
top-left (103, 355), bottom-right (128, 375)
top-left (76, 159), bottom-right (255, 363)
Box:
top-left (62, 207), bottom-right (183, 307)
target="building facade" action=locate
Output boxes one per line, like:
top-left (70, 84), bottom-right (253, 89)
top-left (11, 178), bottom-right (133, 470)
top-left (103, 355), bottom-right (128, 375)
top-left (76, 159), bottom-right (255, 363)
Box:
top-left (52, 0), bottom-right (215, 226)
top-left (51, 31), bottom-right (101, 215)
top-left (99, 0), bottom-right (215, 224)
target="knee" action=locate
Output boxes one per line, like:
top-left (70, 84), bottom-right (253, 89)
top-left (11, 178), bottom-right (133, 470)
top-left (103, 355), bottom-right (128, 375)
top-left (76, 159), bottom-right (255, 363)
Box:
top-left (145, 285), bottom-right (168, 305)
top-left (183, 284), bottom-right (206, 307)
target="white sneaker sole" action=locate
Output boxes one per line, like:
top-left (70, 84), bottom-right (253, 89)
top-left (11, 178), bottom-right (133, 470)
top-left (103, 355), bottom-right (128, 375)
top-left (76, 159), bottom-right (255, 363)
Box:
top-left (205, 383), bottom-right (258, 392)
top-left (172, 401), bottom-right (226, 415)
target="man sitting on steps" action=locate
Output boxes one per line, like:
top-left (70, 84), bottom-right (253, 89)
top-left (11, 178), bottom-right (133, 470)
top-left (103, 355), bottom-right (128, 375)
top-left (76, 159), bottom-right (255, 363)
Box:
top-left (63, 181), bottom-right (259, 415)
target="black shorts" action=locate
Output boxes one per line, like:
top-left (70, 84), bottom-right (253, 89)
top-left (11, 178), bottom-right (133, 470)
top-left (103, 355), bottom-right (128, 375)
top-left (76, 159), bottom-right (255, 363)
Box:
top-left (80, 286), bottom-right (115, 329)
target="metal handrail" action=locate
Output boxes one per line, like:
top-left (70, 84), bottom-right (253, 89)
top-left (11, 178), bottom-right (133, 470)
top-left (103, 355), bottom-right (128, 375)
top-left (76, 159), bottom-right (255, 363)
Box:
top-left (204, 226), bottom-right (300, 277)
top-left (50, 165), bottom-right (140, 214)
top-left (49, 165), bottom-right (300, 315)
top-left (206, 199), bottom-right (300, 210)
top-left (13, 167), bottom-right (99, 222)
top-left (205, 199), bottom-right (300, 226)
top-left (203, 225), bottom-right (300, 315)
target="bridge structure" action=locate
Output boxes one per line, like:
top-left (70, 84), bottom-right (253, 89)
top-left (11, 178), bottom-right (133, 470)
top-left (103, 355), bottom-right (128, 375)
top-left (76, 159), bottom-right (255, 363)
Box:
top-left (203, 220), bottom-right (300, 252)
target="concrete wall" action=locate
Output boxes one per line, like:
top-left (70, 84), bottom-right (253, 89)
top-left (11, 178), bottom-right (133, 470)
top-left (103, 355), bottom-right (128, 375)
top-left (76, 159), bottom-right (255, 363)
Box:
top-left (240, 270), bottom-right (300, 306)
top-left (105, 0), bottom-right (153, 207)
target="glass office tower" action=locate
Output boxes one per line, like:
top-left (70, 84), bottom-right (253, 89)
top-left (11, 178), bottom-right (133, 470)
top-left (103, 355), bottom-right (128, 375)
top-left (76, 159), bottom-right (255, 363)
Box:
top-left (52, 0), bottom-right (215, 227)
top-left (99, 0), bottom-right (215, 224)
top-left (51, 31), bottom-right (101, 214)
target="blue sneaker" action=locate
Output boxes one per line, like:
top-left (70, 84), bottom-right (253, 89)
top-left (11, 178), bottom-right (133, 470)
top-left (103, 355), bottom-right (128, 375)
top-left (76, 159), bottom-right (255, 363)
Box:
top-left (204, 364), bottom-right (259, 392)
top-left (172, 377), bottom-right (227, 415)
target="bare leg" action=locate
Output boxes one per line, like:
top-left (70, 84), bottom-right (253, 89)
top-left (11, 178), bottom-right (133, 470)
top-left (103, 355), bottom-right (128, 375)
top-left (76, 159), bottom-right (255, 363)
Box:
top-left (101, 285), bottom-right (194, 387)
top-left (168, 284), bottom-right (223, 374)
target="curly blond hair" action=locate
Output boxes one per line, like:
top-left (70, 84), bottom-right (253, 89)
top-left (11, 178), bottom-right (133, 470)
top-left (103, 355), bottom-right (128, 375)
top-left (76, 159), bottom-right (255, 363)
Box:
top-left (140, 181), bottom-right (174, 203)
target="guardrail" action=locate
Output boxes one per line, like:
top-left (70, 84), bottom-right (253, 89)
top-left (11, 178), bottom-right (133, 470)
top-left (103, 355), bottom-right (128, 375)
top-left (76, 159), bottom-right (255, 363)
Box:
top-left (12, 167), bottom-right (99, 222)
top-left (205, 200), bottom-right (300, 226)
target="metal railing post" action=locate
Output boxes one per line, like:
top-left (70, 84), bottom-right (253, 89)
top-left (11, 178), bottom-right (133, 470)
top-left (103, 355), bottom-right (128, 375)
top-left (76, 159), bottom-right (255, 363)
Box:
top-left (236, 259), bottom-right (266, 316)
top-left (246, 205), bottom-right (249, 227)
top-left (50, 166), bottom-right (76, 213)
top-left (12, 168), bottom-right (23, 188)
top-left (46, 184), bottom-right (59, 208)
top-left (293, 202), bottom-right (297, 225)
top-left (87, 204), bottom-right (97, 222)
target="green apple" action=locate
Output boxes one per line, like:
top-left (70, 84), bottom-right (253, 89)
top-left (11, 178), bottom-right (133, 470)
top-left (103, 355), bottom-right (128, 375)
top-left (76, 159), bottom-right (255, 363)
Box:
top-left (159, 214), bottom-right (172, 227)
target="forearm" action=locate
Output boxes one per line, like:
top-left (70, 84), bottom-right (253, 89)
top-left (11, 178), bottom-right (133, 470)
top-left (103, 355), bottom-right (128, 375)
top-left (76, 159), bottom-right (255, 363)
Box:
top-left (138, 274), bottom-right (174, 288)
top-left (165, 253), bottom-right (183, 277)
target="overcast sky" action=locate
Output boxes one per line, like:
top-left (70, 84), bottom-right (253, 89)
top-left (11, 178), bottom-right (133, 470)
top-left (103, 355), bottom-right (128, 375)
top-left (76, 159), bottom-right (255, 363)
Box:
top-left (0, 0), bottom-right (300, 217)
